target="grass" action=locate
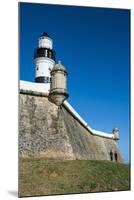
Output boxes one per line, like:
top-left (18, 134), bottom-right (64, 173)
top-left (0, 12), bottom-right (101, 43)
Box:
top-left (19, 158), bottom-right (130, 197)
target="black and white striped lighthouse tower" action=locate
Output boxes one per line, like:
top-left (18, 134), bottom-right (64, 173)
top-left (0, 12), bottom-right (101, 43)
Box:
top-left (34, 32), bottom-right (56, 83)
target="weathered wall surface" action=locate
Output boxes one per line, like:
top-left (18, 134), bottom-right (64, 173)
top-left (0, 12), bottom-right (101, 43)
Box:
top-left (19, 92), bottom-right (123, 162)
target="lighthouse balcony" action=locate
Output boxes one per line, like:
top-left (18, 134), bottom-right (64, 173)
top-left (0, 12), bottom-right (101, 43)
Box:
top-left (34, 48), bottom-right (56, 60)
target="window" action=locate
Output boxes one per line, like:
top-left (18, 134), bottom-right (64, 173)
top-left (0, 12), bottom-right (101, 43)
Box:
top-left (44, 77), bottom-right (50, 83)
top-left (114, 152), bottom-right (118, 162)
top-left (109, 150), bottom-right (113, 161)
top-left (49, 51), bottom-right (52, 57)
top-left (45, 49), bottom-right (47, 57)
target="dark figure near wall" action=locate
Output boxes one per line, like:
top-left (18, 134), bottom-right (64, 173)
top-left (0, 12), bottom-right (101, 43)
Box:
top-left (114, 152), bottom-right (118, 162)
top-left (109, 150), bottom-right (113, 161)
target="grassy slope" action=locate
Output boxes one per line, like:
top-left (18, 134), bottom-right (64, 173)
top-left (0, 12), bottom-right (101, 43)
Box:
top-left (19, 158), bottom-right (130, 197)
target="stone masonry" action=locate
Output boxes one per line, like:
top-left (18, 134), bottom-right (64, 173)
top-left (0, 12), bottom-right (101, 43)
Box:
top-left (19, 91), bottom-right (123, 162)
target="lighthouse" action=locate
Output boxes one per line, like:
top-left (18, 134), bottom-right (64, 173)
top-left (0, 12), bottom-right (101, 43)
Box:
top-left (34, 32), bottom-right (68, 105)
top-left (34, 32), bottom-right (55, 84)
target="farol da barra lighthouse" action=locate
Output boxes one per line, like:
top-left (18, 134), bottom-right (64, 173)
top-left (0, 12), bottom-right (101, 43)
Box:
top-left (34, 32), bottom-right (55, 84)
top-left (19, 32), bottom-right (123, 162)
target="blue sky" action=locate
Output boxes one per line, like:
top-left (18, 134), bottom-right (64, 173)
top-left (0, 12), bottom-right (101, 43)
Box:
top-left (19, 3), bottom-right (130, 162)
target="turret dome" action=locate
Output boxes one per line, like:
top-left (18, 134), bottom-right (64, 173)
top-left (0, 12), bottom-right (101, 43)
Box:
top-left (52, 61), bottom-right (67, 73)
top-left (113, 128), bottom-right (119, 140)
top-left (113, 128), bottom-right (119, 132)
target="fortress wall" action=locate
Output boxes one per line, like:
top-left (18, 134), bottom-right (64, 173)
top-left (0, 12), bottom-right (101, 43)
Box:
top-left (61, 106), bottom-right (122, 161)
top-left (19, 92), bottom-right (123, 162)
top-left (19, 92), bottom-right (75, 159)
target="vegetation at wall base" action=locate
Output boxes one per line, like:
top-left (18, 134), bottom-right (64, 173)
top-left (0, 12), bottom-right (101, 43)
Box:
top-left (19, 158), bottom-right (130, 197)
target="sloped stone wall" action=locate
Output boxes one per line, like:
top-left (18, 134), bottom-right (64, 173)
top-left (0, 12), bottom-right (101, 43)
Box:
top-left (19, 92), bottom-right (123, 162)
top-left (61, 106), bottom-right (122, 161)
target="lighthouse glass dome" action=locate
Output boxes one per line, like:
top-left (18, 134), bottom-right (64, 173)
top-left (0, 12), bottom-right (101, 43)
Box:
top-left (38, 32), bottom-right (53, 49)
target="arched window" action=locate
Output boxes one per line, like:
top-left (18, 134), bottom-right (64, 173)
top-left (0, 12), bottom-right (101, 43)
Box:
top-left (114, 152), bottom-right (118, 162)
top-left (109, 150), bottom-right (113, 161)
